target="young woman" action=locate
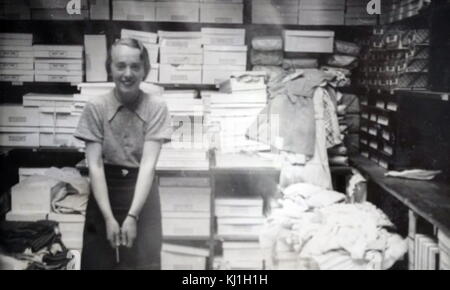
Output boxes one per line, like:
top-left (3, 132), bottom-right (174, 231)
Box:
top-left (74, 38), bottom-right (172, 269)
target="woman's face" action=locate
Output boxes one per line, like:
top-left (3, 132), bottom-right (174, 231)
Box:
top-left (110, 44), bottom-right (145, 102)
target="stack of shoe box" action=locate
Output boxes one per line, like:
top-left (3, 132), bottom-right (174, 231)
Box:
top-left (0, 33), bottom-right (34, 83)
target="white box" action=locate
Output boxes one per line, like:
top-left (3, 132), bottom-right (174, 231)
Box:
top-left (0, 74), bottom-right (34, 82)
top-left (162, 212), bottom-right (210, 238)
top-left (145, 63), bottom-right (159, 83)
top-left (6, 211), bottom-right (48, 222)
top-left (215, 198), bottom-right (263, 217)
top-left (299, 0), bottom-right (345, 9)
top-left (35, 74), bottom-right (83, 83)
top-left (217, 217), bottom-right (264, 239)
top-left (10, 175), bottom-right (63, 213)
top-left (156, 2), bottom-right (200, 22)
top-left (201, 28), bottom-right (245, 46)
top-left (252, 1), bottom-right (299, 24)
top-left (223, 241), bottom-right (262, 260)
top-left (39, 107), bottom-right (80, 128)
top-left (203, 45), bottom-right (247, 66)
top-left (158, 31), bottom-right (203, 48)
top-left (200, 3), bottom-right (243, 23)
top-left (0, 57), bottom-right (34, 70)
top-left (112, 1), bottom-right (156, 21)
top-left (0, 105), bottom-right (39, 127)
top-left (161, 243), bottom-right (209, 270)
top-left (0, 46), bottom-right (33, 58)
top-left (160, 46), bottom-right (203, 65)
top-left (35, 70), bottom-right (83, 76)
top-left (90, 0), bottom-right (110, 20)
top-left (143, 44), bottom-right (160, 64)
top-left (121, 29), bottom-right (158, 44)
top-left (160, 186), bottom-right (211, 212)
top-left (0, 126), bottom-right (39, 147)
top-left (202, 65), bottom-right (246, 85)
top-left (159, 64), bottom-right (202, 84)
top-left (23, 93), bottom-right (74, 108)
top-left (0, 68), bottom-right (34, 76)
top-left (283, 30), bottom-right (335, 53)
top-left (161, 251), bottom-right (207, 270)
top-left (159, 176), bottom-right (210, 187)
top-left (298, 9), bottom-right (345, 25)
top-left (19, 167), bottom-right (50, 182)
top-left (39, 127), bottom-right (84, 148)
top-left (0, 33), bottom-right (33, 46)
top-left (84, 35), bottom-right (107, 82)
top-left (34, 59), bottom-right (83, 71)
top-left (33, 45), bottom-right (83, 59)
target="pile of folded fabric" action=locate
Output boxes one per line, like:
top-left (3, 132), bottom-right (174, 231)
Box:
top-left (0, 220), bottom-right (72, 270)
top-left (260, 182), bottom-right (407, 270)
top-left (250, 35), bottom-right (285, 87)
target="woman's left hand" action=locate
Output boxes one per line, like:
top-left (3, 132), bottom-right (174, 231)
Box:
top-left (121, 216), bottom-right (138, 248)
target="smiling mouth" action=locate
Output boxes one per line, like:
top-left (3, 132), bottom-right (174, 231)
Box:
top-left (121, 80), bottom-right (135, 87)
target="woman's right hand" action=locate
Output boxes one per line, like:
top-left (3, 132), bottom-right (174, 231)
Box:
top-left (105, 217), bottom-right (121, 249)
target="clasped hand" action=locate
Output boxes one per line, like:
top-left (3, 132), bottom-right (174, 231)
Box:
top-left (105, 216), bottom-right (137, 249)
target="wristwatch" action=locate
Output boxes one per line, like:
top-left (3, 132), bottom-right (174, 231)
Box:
top-left (127, 213), bottom-right (139, 221)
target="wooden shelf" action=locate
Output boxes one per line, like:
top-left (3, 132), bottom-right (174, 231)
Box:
top-left (350, 155), bottom-right (450, 237)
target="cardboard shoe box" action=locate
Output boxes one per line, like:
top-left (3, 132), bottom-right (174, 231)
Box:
top-left (145, 63), bottom-right (159, 83)
top-left (33, 45), bottom-right (83, 59)
top-left (252, 0), bottom-right (299, 24)
top-left (203, 45), bottom-right (247, 66)
top-left (34, 59), bottom-right (83, 71)
top-left (0, 33), bottom-right (33, 46)
top-left (39, 107), bottom-right (80, 128)
top-left (39, 127), bottom-right (84, 148)
top-left (159, 64), bottom-right (202, 84)
top-left (299, 9), bottom-right (345, 25)
top-left (0, 105), bottom-right (39, 127)
top-left (90, 0), bottom-right (110, 20)
top-left (299, 0), bottom-right (345, 9)
top-left (201, 28), bottom-right (245, 46)
top-left (162, 212), bottom-right (210, 238)
top-left (84, 35), bottom-right (107, 82)
top-left (283, 30), bottom-right (335, 53)
top-left (161, 243), bottom-right (209, 270)
top-left (202, 65), bottom-right (246, 85)
top-left (200, 3), bottom-right (243, 24)
top-left (160, 186), bottom-right (211, 212)
top-left (35, 74), bottom-right (83, 83)
top-left (160, 46), bottom-right (203, 65)
top-left (156, 1), bottom-right (200, 23)
top-left (121, 29), bottom-right (158, 44)
top-left (0, 46), bottom-right (33, 58)
top-left (112, 0), bottom-right (156, 21)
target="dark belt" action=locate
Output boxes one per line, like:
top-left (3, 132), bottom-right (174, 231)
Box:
top-left (103, 164), bottom-right (139, 179)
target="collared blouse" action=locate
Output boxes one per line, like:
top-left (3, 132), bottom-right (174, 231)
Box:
top-left (74, 90), bottom-right (172, 168)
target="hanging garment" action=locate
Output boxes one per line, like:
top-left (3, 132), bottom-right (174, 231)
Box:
top-left (279, 87), bottom-right (334, 190)
top-left (247, 70), bottom-right (336, 157)
top-left (322, 88), bottom-right (342, 149)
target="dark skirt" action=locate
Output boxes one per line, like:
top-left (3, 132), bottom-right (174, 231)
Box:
top-left (81, 165), bottom-right (162, 270)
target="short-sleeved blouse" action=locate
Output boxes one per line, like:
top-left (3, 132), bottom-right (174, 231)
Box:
top-left (74, 89), bottom-right (172, 168)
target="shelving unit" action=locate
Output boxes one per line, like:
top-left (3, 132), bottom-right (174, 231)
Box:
top-left (1, 0), bottom-right (449, 271)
